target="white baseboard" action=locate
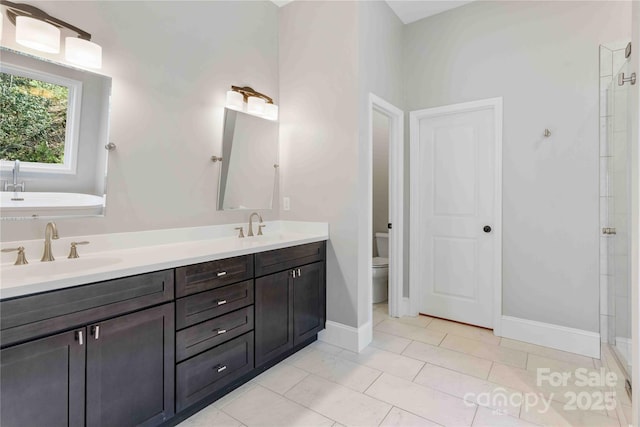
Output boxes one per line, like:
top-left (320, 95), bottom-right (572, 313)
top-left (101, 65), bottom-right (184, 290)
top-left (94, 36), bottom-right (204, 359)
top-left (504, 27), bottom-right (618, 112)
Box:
top-left (318, 320), bottom-right (372, 353)
top-left (500, 316), bottom-right (601, 359)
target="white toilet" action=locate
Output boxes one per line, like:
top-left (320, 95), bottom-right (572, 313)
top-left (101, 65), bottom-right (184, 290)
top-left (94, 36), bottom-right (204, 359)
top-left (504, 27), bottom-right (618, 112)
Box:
top-left (372, 232), bottom-right (389, 303)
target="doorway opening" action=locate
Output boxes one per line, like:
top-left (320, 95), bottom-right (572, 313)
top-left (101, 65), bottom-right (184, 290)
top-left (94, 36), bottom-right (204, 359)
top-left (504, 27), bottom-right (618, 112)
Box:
top-left (367, 94), bottom-right (404, 336)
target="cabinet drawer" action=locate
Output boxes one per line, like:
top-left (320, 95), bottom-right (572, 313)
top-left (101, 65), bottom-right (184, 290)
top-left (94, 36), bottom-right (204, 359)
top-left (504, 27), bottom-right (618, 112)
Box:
top-left (176, 280), bottom-right (254, 330)
top-left (1, 270), bottom-right (174, 348)
top-left (176, 306), bottom-right (254, 362)
top-left (255, 241), bottom-right (325, 277)
top-left (176, 255), bottom-right (253, 297)
top-left (176, 332), bottom-right (254, 411)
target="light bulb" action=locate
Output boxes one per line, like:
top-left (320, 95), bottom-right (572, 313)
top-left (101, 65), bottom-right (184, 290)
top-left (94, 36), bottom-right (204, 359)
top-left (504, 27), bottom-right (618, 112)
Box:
top-left (15, 16), bottom-right (60, 53)
top-left (65, 37), bottom-right (102, 69)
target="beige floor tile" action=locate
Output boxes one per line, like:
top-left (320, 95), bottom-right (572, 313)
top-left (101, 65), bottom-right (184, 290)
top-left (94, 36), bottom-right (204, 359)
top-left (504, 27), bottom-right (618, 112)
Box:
top-left (365, 372), bottom-right (477, 426)
top-left (500, 338), bottom-right (595, 368)
top-left (488, 363), bottom-right (610, 410)
top-left (285, 375), bottom-right (392, 427)
top-left (253, 362), bottom-right (309, 395)
top-left (376, 319), bottom-right (446, 346)
top-left (374, 303), bottom-right (389, 313)
top-left (290, 349), bottom-right (381, 392)
top-left (402, 340), bottom-right (493, 379)
top-left (526, 354), bottom-right (592, 374)
top-left (441, 335), bottom-right (527, 369)
top-left (414, 364), bottom-right (522, 417)
top-left (213, 382), bottom-right (258, 409)
top-left (395, 315), bottom-right (433, 328)
top-left (332, 423), bottom-right (347, 427)
top-left (373, 309), bottom-right (389, 326)
top-left (309, 340), bottom-right (345, 355)
top-left (472, 407), bottom-right (539, 427)
top-left (338, 346), bottom-right (424, 381)
top-left (379, 407), bottom-right (440, 427)
top-left (426, 318), bottom-right (501, 345)
top-left (224, 385), bottom-right (334, 427)
top-left (520, 398), bottom-right (619, 427)
top-left (370, 330), bottom-right (412, 354)
top-left (177, 405), bottom-right (244, 427)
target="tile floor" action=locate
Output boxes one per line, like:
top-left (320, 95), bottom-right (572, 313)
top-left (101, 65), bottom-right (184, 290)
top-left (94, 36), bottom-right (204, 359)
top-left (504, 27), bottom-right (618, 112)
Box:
top-left (178, 303), bottom-right (633, 427)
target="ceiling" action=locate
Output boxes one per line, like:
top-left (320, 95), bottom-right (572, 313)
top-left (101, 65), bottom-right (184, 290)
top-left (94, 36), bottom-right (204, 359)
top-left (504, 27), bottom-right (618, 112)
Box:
top-left (270, 1), bottom-right (475, 25)
top-left (385, 1), bottom-right (475, 24)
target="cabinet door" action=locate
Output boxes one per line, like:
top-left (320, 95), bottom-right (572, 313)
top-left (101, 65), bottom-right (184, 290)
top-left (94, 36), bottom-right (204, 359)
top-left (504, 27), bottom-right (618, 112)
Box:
top-left (1, 329), bottom-right (85, 427)
top-left (255, 270), bottom-right (293, 367)
top-left (86, 303), bottom-right (175, 427)
top-left (293, 262), bottom-right (326, 345)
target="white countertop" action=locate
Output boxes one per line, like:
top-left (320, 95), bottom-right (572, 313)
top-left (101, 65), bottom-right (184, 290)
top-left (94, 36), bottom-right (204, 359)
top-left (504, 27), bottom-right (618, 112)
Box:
top-left (0, 221), bottom-right (328, 299)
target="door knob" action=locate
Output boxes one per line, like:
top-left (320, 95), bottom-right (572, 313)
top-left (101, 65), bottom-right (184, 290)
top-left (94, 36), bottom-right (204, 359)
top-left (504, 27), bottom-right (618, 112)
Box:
top-left (483, 225), bottom-right (492, 233)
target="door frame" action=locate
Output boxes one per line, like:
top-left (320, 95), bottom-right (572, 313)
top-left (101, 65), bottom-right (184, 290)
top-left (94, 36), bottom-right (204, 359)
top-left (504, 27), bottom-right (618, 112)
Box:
top-left (366, 94), bottom-right (404, 324)
top-left (409, 97), bottom-right (503, 334)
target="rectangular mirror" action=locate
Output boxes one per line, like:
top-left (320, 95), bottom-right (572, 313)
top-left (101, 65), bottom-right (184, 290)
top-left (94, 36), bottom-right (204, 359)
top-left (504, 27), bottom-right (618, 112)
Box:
top-left (0, 47), bottom-right (111, 219)
top-left (218, 108), bottom-right (278, 210)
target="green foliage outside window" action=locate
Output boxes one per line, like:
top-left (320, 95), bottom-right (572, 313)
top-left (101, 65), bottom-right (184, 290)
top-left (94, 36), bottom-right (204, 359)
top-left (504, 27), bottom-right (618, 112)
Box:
top-left (0, 72), bottom-right (69, 164)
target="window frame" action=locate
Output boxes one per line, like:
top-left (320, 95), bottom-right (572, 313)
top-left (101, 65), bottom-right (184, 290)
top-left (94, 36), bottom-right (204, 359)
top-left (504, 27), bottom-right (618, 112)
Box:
top-left (0, 63), bottom-right (83, 175)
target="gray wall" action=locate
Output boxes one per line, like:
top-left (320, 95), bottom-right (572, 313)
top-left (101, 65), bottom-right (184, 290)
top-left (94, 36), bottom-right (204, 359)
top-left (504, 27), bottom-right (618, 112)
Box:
top-left (279, 0), bottom-right (403, 329)
top-left (279, 0), bottom-right (360, 327)
top-left (1, 0), bottom-right (279, 241)
top-left (403, 1), bottom-right (631, 332)
top-left (357, 0), bottom-right (405, 326)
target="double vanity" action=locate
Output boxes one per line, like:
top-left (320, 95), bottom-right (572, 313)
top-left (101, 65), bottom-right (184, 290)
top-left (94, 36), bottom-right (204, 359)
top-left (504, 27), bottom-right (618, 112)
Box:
top-left (0, 221), bottom-right (328, 427)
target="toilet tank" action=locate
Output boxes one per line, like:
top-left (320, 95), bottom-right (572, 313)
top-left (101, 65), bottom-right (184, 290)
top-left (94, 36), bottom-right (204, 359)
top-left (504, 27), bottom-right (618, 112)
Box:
top-left (375, 232), bottom-right (389, 258)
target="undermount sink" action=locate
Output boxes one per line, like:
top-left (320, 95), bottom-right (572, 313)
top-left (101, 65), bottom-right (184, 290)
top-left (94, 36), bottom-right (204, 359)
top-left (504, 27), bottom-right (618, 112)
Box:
top-left (1, 256), bottom-right (123, 283)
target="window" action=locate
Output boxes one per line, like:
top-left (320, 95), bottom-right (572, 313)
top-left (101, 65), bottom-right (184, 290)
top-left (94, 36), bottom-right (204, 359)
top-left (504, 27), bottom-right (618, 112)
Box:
top-left (0, 64), bottom-right (82, 174)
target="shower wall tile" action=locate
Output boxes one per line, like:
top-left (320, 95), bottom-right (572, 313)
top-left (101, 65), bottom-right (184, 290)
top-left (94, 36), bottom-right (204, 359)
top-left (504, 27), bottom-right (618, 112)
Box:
top-left (600, 46), bottom-right (613, 77)
top-left (600, 315), bottom-right (609, 342)
top-left (612, 49), bottom-right (627, 75)
top-left (615, 297), bottom-right (629, 338)
top-left (599, 198), bottom-right (609, 226)
top-left (599, 117), bottom-right (609, 156)
top-left (599, 158), bottom-right (611, 196)
top-left (600, 274), bottom-right (609, 315)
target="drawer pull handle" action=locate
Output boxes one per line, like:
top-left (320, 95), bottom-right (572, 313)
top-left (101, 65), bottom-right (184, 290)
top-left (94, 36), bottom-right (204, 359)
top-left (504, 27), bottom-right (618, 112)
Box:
top-left (217, 271), bottom-right (227, 277)
top-left (91, 325), bottom-right (100, 340)
top-left (216, 299), bottom-right (227, 306)
top-left (215, 365), bottom-right (227, 373)
top-left (215, 329), bottom-right (227, 335)
top-left (76, 330), bottom-right (84, 346)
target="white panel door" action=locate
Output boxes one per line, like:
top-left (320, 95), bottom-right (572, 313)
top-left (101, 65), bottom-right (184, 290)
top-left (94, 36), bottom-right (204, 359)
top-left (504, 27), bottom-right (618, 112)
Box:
top-left (412, 101), bottom-right (500, 328)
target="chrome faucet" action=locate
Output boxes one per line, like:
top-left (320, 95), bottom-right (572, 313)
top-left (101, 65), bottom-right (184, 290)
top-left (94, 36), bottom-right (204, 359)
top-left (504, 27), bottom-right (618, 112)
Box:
top-left (41, 222), bottom-right (59, 262)
top-left (247, 212), bottom-right (263, 237)
top-left (4, 160), bottom-right (25, 192)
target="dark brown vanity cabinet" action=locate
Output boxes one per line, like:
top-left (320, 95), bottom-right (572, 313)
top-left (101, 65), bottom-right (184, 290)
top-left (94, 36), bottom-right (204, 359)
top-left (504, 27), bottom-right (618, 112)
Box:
top-left (174, 255), bottom-right (256, 412)
top-left (0, 329), bottom-right (86, 427)
top-left (255, 242), bottom-right (326, 367)
top-left (0, 271), bottom-right (175, 427)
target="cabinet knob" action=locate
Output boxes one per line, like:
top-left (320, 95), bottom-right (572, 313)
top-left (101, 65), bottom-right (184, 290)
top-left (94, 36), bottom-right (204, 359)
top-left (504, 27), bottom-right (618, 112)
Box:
top-left (214, 364), bottom-right (227, 373)
top-left (217, 271), bottom-right (227, 277)
top-left (216, 299), bottom-right (227, 306)
top-left (214, 329), bottom-right (227, 335)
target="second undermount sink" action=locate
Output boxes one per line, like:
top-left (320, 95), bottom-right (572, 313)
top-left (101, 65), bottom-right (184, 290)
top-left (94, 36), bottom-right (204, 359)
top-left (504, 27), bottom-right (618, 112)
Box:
top-left (1, 255), bottom-right (123, 283)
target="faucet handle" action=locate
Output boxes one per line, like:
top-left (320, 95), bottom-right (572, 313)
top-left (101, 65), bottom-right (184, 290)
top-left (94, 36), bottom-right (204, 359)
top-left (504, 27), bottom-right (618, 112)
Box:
top-left (2, 246), bottom-right (28, 265)
top-left (68, 241), bottom-right (90, 259)
top-left (235, 227), bottom-right (245, 238)
top-left (258, 224), bottom-right (266, 236)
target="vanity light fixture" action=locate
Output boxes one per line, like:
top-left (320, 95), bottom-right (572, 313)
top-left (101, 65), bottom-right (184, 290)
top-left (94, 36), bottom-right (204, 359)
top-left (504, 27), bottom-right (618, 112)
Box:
top-left (1, 0), bottom-right (103, 69)
top-left (225, 86), bottom-right (278, 121)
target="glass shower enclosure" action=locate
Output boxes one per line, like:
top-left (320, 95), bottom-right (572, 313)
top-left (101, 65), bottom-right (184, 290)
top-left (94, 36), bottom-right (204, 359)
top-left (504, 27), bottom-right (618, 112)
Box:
top-left (600, 43), bottom-right (632, 391)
